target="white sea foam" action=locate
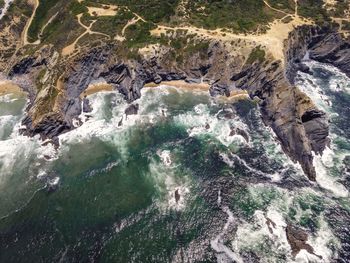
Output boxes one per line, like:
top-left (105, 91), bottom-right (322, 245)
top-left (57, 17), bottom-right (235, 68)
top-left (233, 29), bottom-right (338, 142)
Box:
top-left (148, 155), bottom-right (190, 212)
top-left (211, 206), bottom-right (244, 263)
top-left (314, 151), bottom-right (348, 198)
top-left (293, 215), bottom-right (339, 263)
top-left (296, 72), bottom-right (331, 112)
top-left (48, 177), bottom-right (60, 186)
top-left (220, 152), bottom-right (283, 182)
top-left (0, 94), bottom-right (19, 103)
top-left (174, 103), bottom-right (248, 147)
top-left (157, 150), bottom-right (172, 166)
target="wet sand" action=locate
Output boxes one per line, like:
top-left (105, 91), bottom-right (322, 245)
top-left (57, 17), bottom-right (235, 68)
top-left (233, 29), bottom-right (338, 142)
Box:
top-left (80, 83), bottom-right (114, 98)
top-left (0, 81), bottom-right (25, 96)
top-left (80, 80), bottom-right (249, 103)
top-left (145, 80), bottom-right (210, 91)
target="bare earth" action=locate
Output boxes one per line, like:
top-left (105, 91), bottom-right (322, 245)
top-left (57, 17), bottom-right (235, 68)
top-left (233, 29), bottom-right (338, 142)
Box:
top-left (87, 6), bottom-right (118, 17)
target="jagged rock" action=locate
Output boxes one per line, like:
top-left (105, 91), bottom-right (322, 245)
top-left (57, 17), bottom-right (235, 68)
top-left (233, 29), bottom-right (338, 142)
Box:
top-left (82, 97), bottom-right (92, 113)
top-left (286, 224), bottom-right (322, 259)
top-left (175, 189), bottom-right (180, 203)
top-left (301, 109), bottom-right (330, 154)
top-left (7, 25), bottom-right (349, 181)
top-left (125, 103), bottom-right (139, 116)
top-left (236, 128), bottom-right (249, 143)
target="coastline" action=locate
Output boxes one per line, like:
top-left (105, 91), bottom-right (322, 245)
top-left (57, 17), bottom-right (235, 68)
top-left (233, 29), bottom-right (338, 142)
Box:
top-left (0, 80), bottom-right (26, 96)
top-left (81, 80), bottom-right (249, 102)
top-left (144, 80), bottom-right (210, 91)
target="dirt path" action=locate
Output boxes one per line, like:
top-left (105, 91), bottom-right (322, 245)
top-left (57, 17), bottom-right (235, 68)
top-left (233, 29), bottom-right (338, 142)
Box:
top-left (121, 17), bottom-right (141, 36)
top-left (87, 5), bottom-right (118, 17)
top-left (114, 9), bottom-right (146, 41)
top-left (151, 13), bottom-right (311, 62)
top-left (39, 12), bottom-right (58, 39)
top-left (62, 14), bottom-right (110, 56)
top-left (150, 0), bottom-right (310, 62)
top-left (263, 0), bottom-right (291, 16)
top-left (22, 0), bottom-right (40, 45)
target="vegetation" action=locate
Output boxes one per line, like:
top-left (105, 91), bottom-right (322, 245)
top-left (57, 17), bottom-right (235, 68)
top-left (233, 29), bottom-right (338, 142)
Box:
top-left (246, 46), bottom-right (266, 64)
top-left (184, 0), bottom-right (282, 32)
top-left (85, 0), bottom-right (180, 23)
top-left (330, 0), bottom-right (350, 18)
top-left (19, 0), bottom-right (346, 58)
top-left (124, 21), bottom-right (157, 48)
top-left (268, 0), bottom-right (295, 13)
top-left (90, 7), bottom-right (134, 37)
top-left (27, 0), bottom-right (60, 42)
top-left (298, 0), bottom-right (331, 24)
top-left (27, 0), bottom-right (87, 43)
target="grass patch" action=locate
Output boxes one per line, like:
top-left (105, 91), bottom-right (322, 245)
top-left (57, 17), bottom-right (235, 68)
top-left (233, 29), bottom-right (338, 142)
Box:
top-left (185, 0), bottom-right (281, 32)
top-left (246, 46), bottom-right (266, 64)
top-left (298, 0), bottom-right (330, 23)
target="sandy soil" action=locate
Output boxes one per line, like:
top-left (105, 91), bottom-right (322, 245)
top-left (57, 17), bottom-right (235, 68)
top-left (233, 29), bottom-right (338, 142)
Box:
top-left (145, 80), bottom-right (210, 91)
top-left (151, 13), bottom-right (311, 62)
top-left (0, 81), bottom-right (25, 95)
top-left (151, 0), bottom-right (311, 62)
top-left (80, 83), bottom-right (114, 98)
top-left (147, 80), bottom-right (249, 101)
top-left (87, 6), bottom-right (117, 17)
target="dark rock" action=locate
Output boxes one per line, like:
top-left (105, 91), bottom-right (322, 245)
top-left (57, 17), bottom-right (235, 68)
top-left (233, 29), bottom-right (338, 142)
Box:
top-left (125, 103), bottom-right (139, 116)
top-left (217, 108), bottom-right (235, 120)
top-left (118, 117), bottom-right (123, 127)
top-left (302, 109), bottom-right (330, 154)
top-left (82, 97), bottom-right (92, 113)
top-left (266, 217), bottom-right (277, 234)
top-left (229, 128), bottom-right (236, 137)
top-left (9, 26), bottom-right (348, 182)
top-left (286, 224), bottom-right (322, 259)
top-left (175, 189), bottom-right (180, 203)
top-left (236, 128), bottom-right (250, 143)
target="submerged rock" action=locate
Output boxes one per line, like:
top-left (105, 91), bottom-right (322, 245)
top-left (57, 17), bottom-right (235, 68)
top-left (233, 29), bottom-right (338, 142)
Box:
top-left (175, 189), bottom-right (180, 203)
top-left (125, 103), bottom-right (139, 116)
top-left (286, 224), bottom-right (322, 259)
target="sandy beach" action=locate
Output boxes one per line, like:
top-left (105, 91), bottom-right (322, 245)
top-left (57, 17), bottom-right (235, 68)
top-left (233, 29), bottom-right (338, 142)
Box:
top-left (145, 80), bottom-right (210, 91)
top-left (80, 83), bottom-right (114, 98)
top-left (81, 80), bottom-right (249, 102)
top-left (0, 80), bottom-right (25, 96)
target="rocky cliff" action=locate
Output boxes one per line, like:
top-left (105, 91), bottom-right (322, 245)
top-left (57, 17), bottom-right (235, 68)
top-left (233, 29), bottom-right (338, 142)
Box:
top-left (3, 24), bottom-right (350, 181)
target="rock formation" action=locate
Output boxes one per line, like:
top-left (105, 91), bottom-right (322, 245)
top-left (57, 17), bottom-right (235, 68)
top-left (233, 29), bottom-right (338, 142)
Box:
top-left (2, 21), bottom-right (350, 181)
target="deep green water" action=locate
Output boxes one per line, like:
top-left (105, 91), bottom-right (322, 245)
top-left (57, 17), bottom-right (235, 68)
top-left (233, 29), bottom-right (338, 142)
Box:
top-left (0, 61), bottom-right (350, 262)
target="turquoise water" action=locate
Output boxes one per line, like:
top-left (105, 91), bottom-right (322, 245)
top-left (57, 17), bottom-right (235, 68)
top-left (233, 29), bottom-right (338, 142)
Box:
top-left (0, 65), bottom-right (349, 262)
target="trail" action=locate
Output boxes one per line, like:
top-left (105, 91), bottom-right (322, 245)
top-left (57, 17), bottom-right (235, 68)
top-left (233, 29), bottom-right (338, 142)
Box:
top-left (151, 13), bottom-right (311, 62)
top-left (22, 0), bottom-right (40, 45)
top-left (38, 12), bottom-right (58, 39)
top-left (149, 0), bottom-right (311, 62)
top-left (115, 10), bottom-right (146, 41)
top-left (62, 14), bottom-right (110, 56)
top-left (263, 0), bottom-right (291, 16)
top-left (121, 17), bottom-right (142, 36)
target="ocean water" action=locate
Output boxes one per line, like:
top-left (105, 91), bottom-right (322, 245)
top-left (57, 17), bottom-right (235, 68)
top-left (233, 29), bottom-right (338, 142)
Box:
top-left (0, 61), bottom-right (349, 262)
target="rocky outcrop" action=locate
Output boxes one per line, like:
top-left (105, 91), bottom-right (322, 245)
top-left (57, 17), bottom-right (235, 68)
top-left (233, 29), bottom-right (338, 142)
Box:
top-left (6, 24), bottom-right (349, 181)
top-left (286, 224), bottom-right (322, 259)
top-left (286, 25), bottom-right (350, 80)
